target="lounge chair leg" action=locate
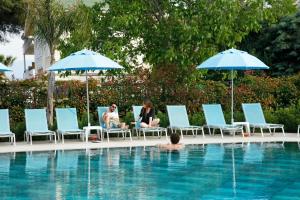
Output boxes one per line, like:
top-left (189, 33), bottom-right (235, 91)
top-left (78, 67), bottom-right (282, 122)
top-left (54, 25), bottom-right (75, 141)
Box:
top-left (165, 130), bottom-right (168, 140)
top-left (282, 127), bottom-right (285, 137)
top-left (242, 129), bottom-right (245, 137)
top-left (180, 130), bottom-right (183, 140)
top-left (122, 131), bottom-right (125, 140)
top-left (220, 129), bottom-right (223, 138)
top-left (30, 135), bottom-right (32, 145)
top-left (129, 130), bottom-right (132, 141)
top-left (202, 127), bottom-right (205, 138)
top-left (268, 128), bottom-right (272, 135)
top-left (62, 134), bottom-right (64, 144)
top-left (208, 128), bottom-right (211, 135)
top-left (260, 128), bottom-right (264, 137)
top-left (107, 132), bottom-right (110, 142)
top-left (212, 129), bottom-right (215, 135)
top-left (143, 130), bottom-right (146, 141)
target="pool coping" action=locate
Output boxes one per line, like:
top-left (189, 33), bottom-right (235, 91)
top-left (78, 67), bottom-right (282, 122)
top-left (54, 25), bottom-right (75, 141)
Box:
top-left (0, 133), bottom-right (299, 153)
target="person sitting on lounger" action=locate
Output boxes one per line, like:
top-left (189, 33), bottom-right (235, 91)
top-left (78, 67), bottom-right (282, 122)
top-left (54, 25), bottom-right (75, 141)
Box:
top-left (139, 98), bottom-right (160, 128)
top-left (158, 133), bottom-right (184, 150)
top-left (103, 104), bottom-right (128, 129)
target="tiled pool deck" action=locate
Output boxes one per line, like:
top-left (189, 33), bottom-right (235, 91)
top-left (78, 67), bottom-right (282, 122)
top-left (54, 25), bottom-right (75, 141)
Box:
top-left (0, 133), bottom-right (299, 153)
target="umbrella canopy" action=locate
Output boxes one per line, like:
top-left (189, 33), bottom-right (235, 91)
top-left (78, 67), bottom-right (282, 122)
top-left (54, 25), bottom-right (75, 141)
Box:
top-left (0, 63), bottom-right (12, 72)
top-left (197, 48), bottom-right (269, 124)
top-left (197, 48), bottom-right (269, 70)
top-left (48, 49), bottom-right (124, 127)
top-left (48, 49), bottom-right (123, 71)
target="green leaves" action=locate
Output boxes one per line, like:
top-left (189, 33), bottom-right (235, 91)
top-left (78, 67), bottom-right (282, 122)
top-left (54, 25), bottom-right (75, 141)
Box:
top-left (0, 0), bottom-right (25, 42)
top-left (59, 0), bottom-right (295, 81)
top-left (240, 10), bottom-right (300, 76)
top-left (31, 0), bottom-right (79, 55)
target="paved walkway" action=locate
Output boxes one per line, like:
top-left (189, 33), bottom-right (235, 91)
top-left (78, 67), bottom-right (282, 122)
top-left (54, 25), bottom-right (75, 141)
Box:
top-left (0, 133), bottom-right (299, 153)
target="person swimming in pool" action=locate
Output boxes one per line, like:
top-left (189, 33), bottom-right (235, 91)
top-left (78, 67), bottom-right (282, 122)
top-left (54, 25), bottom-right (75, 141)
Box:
top-left (158, 133), bottom-right (184, 150)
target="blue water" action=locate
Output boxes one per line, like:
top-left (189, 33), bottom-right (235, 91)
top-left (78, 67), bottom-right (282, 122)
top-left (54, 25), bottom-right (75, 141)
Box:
top-left (0, 143), bottom-right (300, 200)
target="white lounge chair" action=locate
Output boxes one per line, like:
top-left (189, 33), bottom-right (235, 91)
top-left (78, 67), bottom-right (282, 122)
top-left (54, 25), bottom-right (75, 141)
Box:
top-left (132, 105), bottom-right (167, 140)
top-left (97, 106), bottom-right (132, 142)
top-left (0, 109), bottom-right (16, 145)
top-left (56, 108), bottom-right (85, 144)
top-left (167, 105), bottom-right (204, 139)
top-left (202, 104), bottom-right (244, 138)
top-left (25, 109), bottom-right (56, 145)
top-left (242, 103), bottom-right (285, 137)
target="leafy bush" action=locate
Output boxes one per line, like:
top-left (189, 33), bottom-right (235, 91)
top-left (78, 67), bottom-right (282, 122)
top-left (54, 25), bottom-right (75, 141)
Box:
top-left (273, 102), bottom-right (300, 132)
top-left (1, 72), bottom-right (300, 136)
top-left (156, 111), bottom-right (169, 128)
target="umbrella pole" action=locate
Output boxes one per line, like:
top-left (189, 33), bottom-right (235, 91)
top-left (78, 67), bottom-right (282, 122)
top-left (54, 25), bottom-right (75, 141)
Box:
top-left (86, 70), bottom-right (90, 126)
top-left (231, 70), bottom-right (234, 124)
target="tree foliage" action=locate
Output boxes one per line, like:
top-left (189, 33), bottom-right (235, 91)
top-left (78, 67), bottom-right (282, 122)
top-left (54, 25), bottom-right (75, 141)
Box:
top-left (60, 0), bottom-right (296, 79)
top-left (0, 54), bottom-right (16, 66)
top-left (0, 54), bottom-right (16, 78)
top-left (29, 0), bottom-right (78, 126)
top-left (0, 0), bottom-right (25, 42)
top-left (240, 10), bottom-right (300, 76)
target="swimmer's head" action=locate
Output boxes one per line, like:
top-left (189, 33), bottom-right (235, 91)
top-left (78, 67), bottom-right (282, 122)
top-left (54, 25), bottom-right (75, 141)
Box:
top-left (170, 133), bottom-right (180, 144)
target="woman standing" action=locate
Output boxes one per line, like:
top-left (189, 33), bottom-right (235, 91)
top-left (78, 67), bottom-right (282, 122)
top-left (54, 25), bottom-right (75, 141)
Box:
top-left (139, 99), bottom-right (160, 128)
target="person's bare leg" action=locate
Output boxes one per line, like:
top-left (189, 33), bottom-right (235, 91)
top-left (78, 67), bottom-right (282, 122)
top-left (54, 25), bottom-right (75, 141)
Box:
top-left (119, 122), bottom-right (129, 129)
top-left (120, 122), bottom-right (125, 129)
top-left (103, 115), bottom-right (110, 128)
top-left (151, 119), bottom-right (160, 127)
top-left (140, 122), bottom-right (149, 128)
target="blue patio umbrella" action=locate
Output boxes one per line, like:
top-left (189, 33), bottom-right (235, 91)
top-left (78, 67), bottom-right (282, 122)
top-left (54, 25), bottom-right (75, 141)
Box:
top-left (197, 48), bottom-right (269, 123)
top-left (48, 49), bottom-right (124, 126)
top-left (0, 63), bottom-right (12, 72)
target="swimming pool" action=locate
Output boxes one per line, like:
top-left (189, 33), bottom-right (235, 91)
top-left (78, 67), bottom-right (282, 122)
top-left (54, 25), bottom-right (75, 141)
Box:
top-left (0, 143), bottom-right (300, 199)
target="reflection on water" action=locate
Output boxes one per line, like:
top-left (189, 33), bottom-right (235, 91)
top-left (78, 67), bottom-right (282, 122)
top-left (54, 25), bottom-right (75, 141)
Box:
top-left (0, 143), bottom-right (300, 199)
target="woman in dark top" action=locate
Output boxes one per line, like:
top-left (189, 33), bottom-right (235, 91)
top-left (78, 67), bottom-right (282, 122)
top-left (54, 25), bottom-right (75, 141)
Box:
top-left (139, 99), bottom-right (160, 128)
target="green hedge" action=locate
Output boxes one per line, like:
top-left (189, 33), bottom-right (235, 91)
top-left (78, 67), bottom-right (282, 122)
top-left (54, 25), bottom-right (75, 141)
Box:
top-left (1, 72), bottom-right (300, 139)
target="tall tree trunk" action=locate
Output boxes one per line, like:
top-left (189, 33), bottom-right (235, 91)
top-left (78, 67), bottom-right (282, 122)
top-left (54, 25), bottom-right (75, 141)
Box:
top-left (47, 47), bottom-right (55, 127)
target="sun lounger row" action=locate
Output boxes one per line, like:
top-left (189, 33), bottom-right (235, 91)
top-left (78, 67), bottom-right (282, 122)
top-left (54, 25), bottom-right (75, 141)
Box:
top-left (0, 103), bottom-right (286, 145)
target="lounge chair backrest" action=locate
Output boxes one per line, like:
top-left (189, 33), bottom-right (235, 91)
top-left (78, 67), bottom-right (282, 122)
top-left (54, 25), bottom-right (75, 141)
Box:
top-left (132, 106), bottom-right (143, 128)
top-left (97, 106), bottom-right (119, 127)
top-left (25, 109), bottom-right (49, 132)
top-left (132, 106), bottom-right (143, 121)
top-left (202, 104), bottom-right (226, 126)
top-left (242, 103), bottom-right (266, 124)
top-left (0, 109), bottom-right (10, 133)
top-left (167, 105), bottom-right (190, 127)
top-left (56, 108), bottom-right (79, 131)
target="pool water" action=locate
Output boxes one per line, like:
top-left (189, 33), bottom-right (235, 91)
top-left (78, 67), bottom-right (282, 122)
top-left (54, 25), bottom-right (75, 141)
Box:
top-left (1, 143), bottom-right (300, 200)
